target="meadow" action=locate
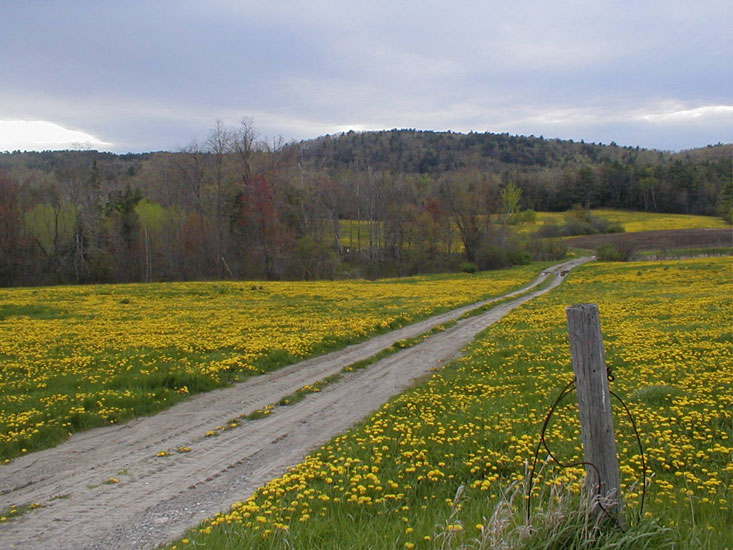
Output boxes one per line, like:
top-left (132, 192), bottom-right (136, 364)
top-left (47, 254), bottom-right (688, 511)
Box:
top-left (533, 209), bottom-right (729, 232)
top-left (338, 209), bottom-right (729, 250)
top-left (0, 263), bottom-right (547, 461)
top-left (167, 257), bottom-right (732, 549)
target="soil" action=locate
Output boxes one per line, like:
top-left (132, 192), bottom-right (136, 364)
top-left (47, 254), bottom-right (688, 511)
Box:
top-left (565, 228), bottom-right (732, 251)
top-left (0, 257), bottom-right (590, 550)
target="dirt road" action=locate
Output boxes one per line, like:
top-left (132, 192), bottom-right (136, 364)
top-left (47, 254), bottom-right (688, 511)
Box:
top-left (0, 257), bottom-right (590, 549)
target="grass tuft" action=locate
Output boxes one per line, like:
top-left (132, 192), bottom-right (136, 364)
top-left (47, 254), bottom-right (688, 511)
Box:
top-left (435, 481), bottom-right (676, 550)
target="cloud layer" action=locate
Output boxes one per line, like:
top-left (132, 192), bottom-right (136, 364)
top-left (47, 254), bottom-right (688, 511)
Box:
top-left (1, 1), bottom-right (731, 152)
top-left (0, 120), bottom-right (111, 151)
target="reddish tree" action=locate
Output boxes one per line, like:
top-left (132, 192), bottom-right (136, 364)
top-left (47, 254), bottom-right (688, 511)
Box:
top-left (238, 174), bottom-right (293, 279)
top-left (0, 173), bottom-right (27, 285)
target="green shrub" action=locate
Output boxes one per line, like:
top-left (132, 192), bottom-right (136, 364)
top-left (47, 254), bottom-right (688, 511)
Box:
top-left (596, 244), bottom-right (627, 261)
top-left (460, 261), bottom-right (477, 273)
top-left (534, 211), bottom-right (625, 239)
top-left (506, 248), bottom-right (532, 265)
top-left (476, 244), bottom-right (510, 270)
top-left (510, 209), bottom-right (538, 224)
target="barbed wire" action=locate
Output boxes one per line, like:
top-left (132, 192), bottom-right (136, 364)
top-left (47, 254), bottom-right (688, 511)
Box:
top-left (525, 367), bottom-right (647, 530)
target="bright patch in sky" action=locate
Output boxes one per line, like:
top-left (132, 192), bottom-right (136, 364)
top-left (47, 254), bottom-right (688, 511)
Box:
top-left (0, 120), bottom-right (111, 151)
top-left (637, 105), bottom-right (733, 123)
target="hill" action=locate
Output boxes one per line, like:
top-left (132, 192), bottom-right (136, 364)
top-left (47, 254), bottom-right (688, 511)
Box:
top-left (290, 130), bottom-right (731, 213)
top-left (294, 129), bottom-right (666, 173)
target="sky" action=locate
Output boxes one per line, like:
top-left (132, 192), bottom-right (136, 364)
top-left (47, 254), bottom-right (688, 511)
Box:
top-left (1, 1), bottom-right (731, 153)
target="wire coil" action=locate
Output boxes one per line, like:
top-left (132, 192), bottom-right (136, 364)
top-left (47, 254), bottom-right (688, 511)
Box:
top-left (525, 371), bottom-right (647, 530)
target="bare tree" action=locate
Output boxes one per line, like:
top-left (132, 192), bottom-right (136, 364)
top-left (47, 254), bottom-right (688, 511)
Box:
top-left (206, 120), bottom-right (234, 278)
top-left (173, 142), bottom-right (210, 277)
top-left (231, 118), bottom-right (257, 188)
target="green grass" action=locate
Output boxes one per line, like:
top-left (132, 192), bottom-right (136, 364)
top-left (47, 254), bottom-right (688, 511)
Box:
top-left (0, 501), bottom-right (43, 524)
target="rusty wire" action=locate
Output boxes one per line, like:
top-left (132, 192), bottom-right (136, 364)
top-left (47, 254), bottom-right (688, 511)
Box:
top-left (525, 370), bottom-right (647, 530)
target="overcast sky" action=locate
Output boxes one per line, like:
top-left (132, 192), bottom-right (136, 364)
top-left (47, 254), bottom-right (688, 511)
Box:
top-left (1, 1), bottom-right (731, 153)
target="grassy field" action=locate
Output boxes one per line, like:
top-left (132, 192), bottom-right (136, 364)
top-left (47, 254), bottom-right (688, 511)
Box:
top-left (337, 210), bottom-right (728, 250)
top-left (167, 257), bottom-right (732, 549)
top-left (0, 264), bottom-right (548, 461)
top-left (532, 209), bottom-right (729, 232)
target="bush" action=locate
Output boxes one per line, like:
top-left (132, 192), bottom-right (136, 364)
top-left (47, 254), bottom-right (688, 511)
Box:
top-left (534, 211), bottom-right (625, 239)
top-left (509, 209), bottom-right (537, 225)
top-left (476, 244), bottom-right (510, 270)
top-left (518, 208), bottom-right (537, 223)
top-left (505, 248), bottom-right (532, 265)
top-left (563, 215), bottom-right (595, 236)
top-left (460, 261), bottom-right (477, 273)
top-left (591, 216), bottom-right (624, 234)
top-left (596, 244), bottom-right (628, 261)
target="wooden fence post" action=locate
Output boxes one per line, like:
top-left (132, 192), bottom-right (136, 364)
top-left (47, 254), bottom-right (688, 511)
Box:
top-left (566, 303), bottom-right (624, 519)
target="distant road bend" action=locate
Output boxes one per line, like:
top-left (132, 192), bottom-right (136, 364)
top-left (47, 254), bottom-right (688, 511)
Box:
top-left (0, 257), bottom-right (592, 550)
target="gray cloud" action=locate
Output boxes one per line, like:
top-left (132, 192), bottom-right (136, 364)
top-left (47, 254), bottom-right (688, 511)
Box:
top-left (1, 0), bottom-right (731, 152)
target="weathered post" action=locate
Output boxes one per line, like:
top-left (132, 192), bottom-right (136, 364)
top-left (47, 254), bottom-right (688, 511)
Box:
top-left (566, 304), bottom-right (624, 520)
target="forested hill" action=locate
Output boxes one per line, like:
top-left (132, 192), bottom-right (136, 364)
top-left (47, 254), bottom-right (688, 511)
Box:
top-left (0, 127), bottom-right (731, 286)
top-left (289, 130), bottom-right (732, 214)
top-left (294, 129), bottom-right (672, 173)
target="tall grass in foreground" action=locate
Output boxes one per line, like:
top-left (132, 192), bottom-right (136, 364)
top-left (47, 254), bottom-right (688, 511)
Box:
top-left (166, 257), bottom-right (731, 550)
top-left (434, 481), bottom-right (675, 550)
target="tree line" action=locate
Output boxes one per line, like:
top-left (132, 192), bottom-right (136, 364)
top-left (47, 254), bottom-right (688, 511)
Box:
top-left (0, 124), bottom-right (730, 286)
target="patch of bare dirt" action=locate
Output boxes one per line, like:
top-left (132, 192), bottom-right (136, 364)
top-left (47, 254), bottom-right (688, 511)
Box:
top-left (565, 228), bottom-right (731, 251)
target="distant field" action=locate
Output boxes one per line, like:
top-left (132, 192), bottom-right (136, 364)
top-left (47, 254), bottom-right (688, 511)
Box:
top-left (336, 210), bottom-right (728, 249)
top-left (0, 264), bottom-right (546, 460)
top-left (534, 209), bottom-right (728, 232)
top-left (171, 256), bottom-right (732, 550)
top-left (566, 228), bottom-right (732, 253)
